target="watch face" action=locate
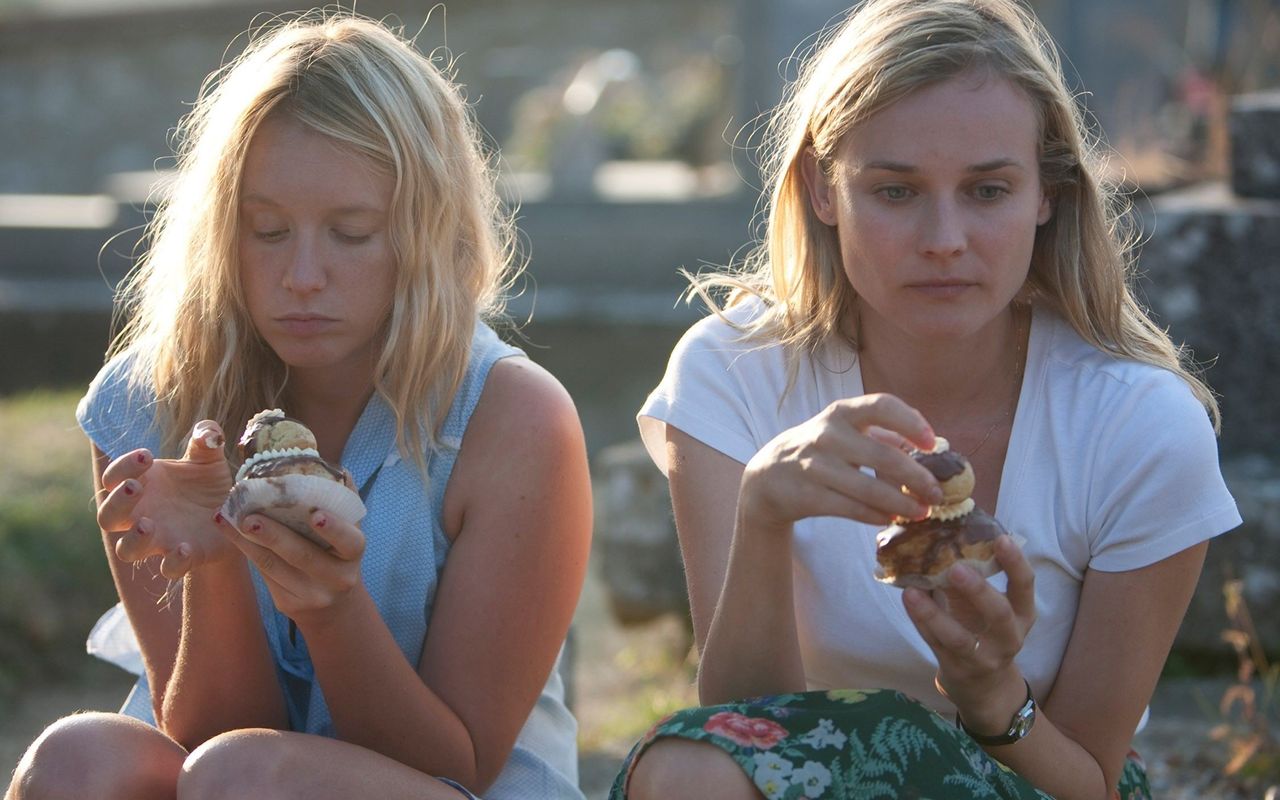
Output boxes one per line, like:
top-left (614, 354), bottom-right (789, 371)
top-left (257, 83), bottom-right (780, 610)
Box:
top-left (1011, 700), bottom-right (1036, 738)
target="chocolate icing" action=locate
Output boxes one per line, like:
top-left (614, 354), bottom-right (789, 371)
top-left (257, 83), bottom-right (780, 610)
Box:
top-left (914, 449), bottom-right (968, 482)
top-left (243, 453), bottom-right (349, 485)
top-left (876, 507), bottom-right (1007, 577)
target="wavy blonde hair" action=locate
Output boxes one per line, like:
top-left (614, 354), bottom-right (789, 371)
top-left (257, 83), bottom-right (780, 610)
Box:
top-left (110, 11), bottom-right (517, 463)
top-left (696, 0), bottom-right (1219, 429)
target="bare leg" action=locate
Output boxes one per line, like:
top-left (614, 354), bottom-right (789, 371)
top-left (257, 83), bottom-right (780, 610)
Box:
top-left (178, 729), bottom-right (475, 800)
top-left (627, 738), bottom-right (763, 800)
top-left (6, 712), bottom-right (187, 800)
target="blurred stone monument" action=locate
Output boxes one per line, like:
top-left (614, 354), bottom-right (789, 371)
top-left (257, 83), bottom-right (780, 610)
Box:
top-left (1138, 89), bottom-right (1280, 653)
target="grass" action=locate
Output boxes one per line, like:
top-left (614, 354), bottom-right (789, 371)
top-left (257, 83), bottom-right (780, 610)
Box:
top-left (0, 389), bottom-right (117, 705)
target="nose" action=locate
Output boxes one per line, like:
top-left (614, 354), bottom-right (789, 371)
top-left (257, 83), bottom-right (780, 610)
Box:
top-left (282, 233), bottom-right (327, 294)
top-left (917, 198), bottom-right (967, 261)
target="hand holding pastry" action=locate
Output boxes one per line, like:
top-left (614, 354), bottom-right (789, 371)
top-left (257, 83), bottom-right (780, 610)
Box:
top-left (222, 409), bottom-right (366, 547)
top-left (739, 394), bottom-right (942, 533)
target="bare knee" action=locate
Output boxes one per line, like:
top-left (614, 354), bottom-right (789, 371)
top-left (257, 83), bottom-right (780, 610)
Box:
top-left (628, 738), bottom-right (760, 800)
top-left (7, 712), bottom-right (184, 800)
top-left (179, 729), bottom-right (292, 800)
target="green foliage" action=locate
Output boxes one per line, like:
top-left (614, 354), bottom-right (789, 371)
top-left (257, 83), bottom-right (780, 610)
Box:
top-left (0, 390), bottom-right (117, 706)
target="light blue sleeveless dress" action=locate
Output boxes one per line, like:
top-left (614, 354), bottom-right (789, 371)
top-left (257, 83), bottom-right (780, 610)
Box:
top-left (77, 322), bottom-right (584, 799)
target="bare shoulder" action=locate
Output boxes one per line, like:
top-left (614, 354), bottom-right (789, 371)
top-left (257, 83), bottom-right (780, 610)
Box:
top-left (473, 356), bottom-right (579, 431)
top-left (442, 357), bottom-right (588, 535)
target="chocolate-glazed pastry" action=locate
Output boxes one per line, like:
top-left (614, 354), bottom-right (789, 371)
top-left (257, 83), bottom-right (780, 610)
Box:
top-left (222, 409), bottom-right (365, 546)
top-left (874, 437), bottom-right (1009, 590)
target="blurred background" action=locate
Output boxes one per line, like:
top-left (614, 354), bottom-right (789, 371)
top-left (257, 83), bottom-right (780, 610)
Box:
top-left (1, 0), bottom-right (1278, 797)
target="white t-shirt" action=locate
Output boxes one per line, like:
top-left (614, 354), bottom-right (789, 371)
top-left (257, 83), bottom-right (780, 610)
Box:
top-left (639, 298), bottom-right (1241, 715)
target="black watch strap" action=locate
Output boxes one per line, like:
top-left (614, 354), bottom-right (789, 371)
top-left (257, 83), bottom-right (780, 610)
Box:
top-left (956, 679), bottom-right (1036, 746)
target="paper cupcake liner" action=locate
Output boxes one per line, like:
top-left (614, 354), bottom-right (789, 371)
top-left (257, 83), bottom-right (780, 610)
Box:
top-left (222, 474), bottom-right (366, 547)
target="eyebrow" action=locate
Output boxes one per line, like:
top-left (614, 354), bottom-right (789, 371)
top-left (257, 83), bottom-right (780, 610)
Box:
top-left (240, 193), bottom-right (386, 215)
top-left (861, 158), bottom-right (1026, 173)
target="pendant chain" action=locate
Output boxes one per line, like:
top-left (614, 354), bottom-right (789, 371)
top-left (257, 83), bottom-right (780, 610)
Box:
top-left (968, 305), bottom-right (1027, 458)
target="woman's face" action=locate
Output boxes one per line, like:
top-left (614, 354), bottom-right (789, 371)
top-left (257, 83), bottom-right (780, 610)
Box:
top-left (239, 113), bottom-right (397, 382)
top-left (803, 70), bottom-right (1052, 344)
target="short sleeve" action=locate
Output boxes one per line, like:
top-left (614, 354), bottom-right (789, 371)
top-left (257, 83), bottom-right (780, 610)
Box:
top-left (637, 304), bottom-right (774, 475)
top-left (1086, 369), bottom-right (1241, 572)
top-left (76, 352), bottom-right (164, 460)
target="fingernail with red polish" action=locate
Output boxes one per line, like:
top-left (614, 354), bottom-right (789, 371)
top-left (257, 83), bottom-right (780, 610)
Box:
top-left (213, 511), bottom-right (224, 525)
top-left (123, 482), bottom-right (136, 496)
top-left (313, 512), bottom-right (327, 528)
top-left (247, 519), bottom-right (262, 534)
top-left (137, 452), bottom-right (149, 464)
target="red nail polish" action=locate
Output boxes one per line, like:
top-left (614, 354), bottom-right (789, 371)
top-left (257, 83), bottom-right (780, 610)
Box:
top-left (314, 513), bottom-right (327, 528)
top-left (248, 519), bottom-right (261, 533)
top-left (213, 511), bottom-right (224, 525)
top-left (137, 452), bottom-right (148, 463)
top-left (123, 483), bottom-right (135, 496)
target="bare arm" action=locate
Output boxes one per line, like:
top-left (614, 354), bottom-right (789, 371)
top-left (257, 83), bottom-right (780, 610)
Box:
top-left (234, 358), bottom-right (592, 791)
top-left (90, 444), bottom-right (180, 715)
top-left (667, 395), bottom-right (939, 705)
top-left (904, 535), bottom-right (1207, 800)
top-left (93, 426), bottom-right (286, 740)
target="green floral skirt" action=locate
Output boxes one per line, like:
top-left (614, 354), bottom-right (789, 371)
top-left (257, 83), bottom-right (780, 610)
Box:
top-left (609, 689), bottom-right (1151, 800)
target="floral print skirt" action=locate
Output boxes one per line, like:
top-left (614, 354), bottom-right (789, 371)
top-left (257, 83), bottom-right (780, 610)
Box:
top-left (609, 689), bottom-right (1151, 799)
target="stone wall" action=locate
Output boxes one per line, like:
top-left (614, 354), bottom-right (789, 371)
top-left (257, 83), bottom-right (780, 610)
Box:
top-left (1137, 90), bottom-right (1280, 654)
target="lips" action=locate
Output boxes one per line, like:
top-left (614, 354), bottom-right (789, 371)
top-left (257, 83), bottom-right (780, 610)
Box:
top-left (906, 280), bottom-right (977, 298)
top-left (275, 313), bottom-right (338, 335)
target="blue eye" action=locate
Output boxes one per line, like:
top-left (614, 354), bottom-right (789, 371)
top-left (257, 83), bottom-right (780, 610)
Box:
top-left (879, 186), bottom-right (914, 201)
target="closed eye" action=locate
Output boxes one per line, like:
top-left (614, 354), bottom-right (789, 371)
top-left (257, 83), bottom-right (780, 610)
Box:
top-left (255, 230), bottom-right (288, 243)
top-left (333, 230), bottom-right (372, 244)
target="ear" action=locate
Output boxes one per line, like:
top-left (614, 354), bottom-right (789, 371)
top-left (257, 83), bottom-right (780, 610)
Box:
top-left (800, 147), bottom-right (839, 227)
top-left (1037, 189), bottom-right (1053, 226)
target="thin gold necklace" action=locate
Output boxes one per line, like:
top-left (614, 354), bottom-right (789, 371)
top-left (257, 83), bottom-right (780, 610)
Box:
top-left (968, 304), bottom-right (1027, 458)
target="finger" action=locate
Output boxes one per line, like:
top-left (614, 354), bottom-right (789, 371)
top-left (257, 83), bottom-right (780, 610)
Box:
top-left (835, 393), bottom-right (936, 451)
top-left (183, 420), bottom-right (228, 464)
top-left (868, 444), bottom-right (943, 506)
top-left (114, 517), bottom-right (161, 562)
top-left (101, 449), bottom-right (153, 491)
top-left (903, 587), bottom-right (980, 657)
top-left (238, 514), bottom-right (324, 575)
top-left (306, 510), bottom-right (364, 562)
top-left (828, 463), bottom-right (930, 521)
top-left (865, 425), bottom-right (911, 451)
top-left (232, 516), bottom-right (310, 592)
top-left (96, 478), bottom-right (144, 532)
top-left (946, 564), bottom-right (1021, 652)
top-left (996, 536), bottom-right (1036, 630)
top-left (158, 542), bottom-right (196, 580)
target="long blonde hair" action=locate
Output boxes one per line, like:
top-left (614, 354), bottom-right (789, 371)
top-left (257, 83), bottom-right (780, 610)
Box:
top-left (695, 0), bottom-right (1219, 429)
top-left (111, 11), bottom-right (517, 461)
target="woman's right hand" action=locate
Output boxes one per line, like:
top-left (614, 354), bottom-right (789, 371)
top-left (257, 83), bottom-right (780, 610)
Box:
top-left (95, 420), bottom-right (237, 578)
top-left (738, 393), bottom-right (943, 531)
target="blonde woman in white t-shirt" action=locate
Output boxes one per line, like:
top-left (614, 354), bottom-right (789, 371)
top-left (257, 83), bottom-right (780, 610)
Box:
top-left (609, 1), bottom-right (1240, 799)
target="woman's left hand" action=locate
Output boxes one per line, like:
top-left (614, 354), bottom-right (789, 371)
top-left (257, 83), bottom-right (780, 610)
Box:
top-left (220, 510), bottom-right (366, 621)
top-left (902, 534), bottom-right (1037, 729)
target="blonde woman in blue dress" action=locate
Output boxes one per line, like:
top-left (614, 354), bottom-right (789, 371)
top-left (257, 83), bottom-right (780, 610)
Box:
top-left (7, 12), bottom-right (591, 800)
top-left (612, 0), bottom-right (1240, 798)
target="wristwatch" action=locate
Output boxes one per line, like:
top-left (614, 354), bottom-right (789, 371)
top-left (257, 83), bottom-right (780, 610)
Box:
top-left (957, 680), bottom-right (1036, 746)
